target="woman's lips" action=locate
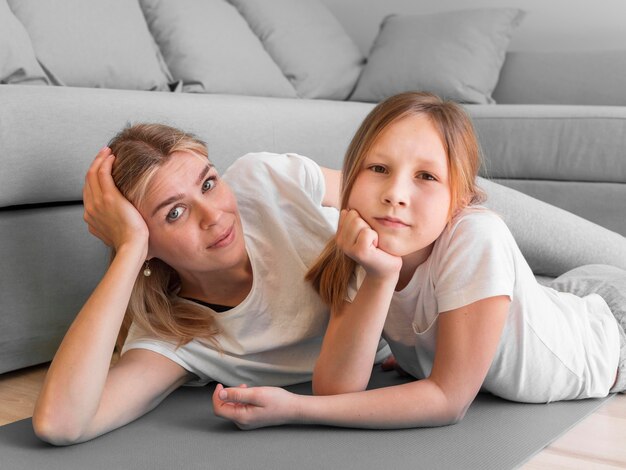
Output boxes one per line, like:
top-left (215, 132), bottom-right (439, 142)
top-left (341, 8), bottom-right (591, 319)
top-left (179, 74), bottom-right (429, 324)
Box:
top-left (208, 225), bottom-right (235, 249)
top-left (374, 216), bottom-right (410, 228)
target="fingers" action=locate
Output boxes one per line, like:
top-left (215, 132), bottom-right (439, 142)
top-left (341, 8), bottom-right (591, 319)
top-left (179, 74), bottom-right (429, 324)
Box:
top-left (96, 150), bottom-right (118, 194)
top-left (217, 386), bottom-right (259, 406)
top-left (337, 209), bottom-right (379, 265)
top-left (337, 209), bottom-right (373, 249)
top-left (85, 147), bottom-right (112, 193)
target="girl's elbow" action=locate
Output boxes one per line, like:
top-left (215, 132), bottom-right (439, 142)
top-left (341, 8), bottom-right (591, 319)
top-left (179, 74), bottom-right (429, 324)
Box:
top-left (441, 399), bottom-right (471, 426)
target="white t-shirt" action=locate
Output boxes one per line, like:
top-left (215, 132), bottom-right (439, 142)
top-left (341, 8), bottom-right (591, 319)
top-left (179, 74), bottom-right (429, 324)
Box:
top-left (123, 152), bottom-right (389, 386)
top-left (350, 208), bottom-right (620, 402)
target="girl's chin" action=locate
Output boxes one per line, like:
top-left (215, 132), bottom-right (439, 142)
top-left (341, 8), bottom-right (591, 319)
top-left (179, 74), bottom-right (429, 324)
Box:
top-left (378, 240), bottom-right (429, 259)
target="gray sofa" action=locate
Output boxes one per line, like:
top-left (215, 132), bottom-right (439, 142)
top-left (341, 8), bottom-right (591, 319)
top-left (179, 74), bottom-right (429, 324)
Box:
top-left (1, 0), bottom-right (626, 374)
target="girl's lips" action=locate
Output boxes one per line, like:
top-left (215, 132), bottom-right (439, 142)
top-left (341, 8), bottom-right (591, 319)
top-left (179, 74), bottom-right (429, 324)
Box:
top-left (208, 225), bottom-right (235, 249)
top-left (374, 217), bottom-right (410, 228)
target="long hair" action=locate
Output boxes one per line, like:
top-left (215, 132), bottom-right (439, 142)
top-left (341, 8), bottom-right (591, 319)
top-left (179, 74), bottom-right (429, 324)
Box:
top-left (108, 123), bottom-right (220, 352)
top-left (306, 92), bottom-right (485, 312)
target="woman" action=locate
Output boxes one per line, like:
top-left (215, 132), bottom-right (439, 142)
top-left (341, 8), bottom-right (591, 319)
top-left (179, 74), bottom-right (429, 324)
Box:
top-left (32, 123), bottom-right (390, 445)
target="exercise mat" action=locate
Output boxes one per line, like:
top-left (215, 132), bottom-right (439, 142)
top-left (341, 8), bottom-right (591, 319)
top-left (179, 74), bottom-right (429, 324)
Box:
top-left (0, 367), bottom-right (613, 470)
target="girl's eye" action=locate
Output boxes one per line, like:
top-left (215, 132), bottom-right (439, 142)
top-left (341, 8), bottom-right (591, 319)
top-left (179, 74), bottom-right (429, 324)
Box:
top-left (166, 206), bottom-right (184, 222)
top-left (202, 177), bottom-right (216, 192)
top-left (369, 165), bottom-right (386, 174)
top-left (419, 173), bottom-right (436, 181)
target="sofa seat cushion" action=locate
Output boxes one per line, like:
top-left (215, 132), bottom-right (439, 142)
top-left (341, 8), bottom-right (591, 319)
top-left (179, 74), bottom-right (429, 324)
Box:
top-left (468, 104), bottom-right (626, 184)
top-left (6, 0), bottom-right (172, 91)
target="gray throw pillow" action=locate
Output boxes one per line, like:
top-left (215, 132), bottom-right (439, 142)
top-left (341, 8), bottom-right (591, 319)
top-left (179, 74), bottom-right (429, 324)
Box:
top-left (0, 0), bottom-right (48, 85)
top-left (350, 8), bottom-right (524, 104)
top-left (140, 0), bottom-right (297, 98)
top-left (7, 0), bottom-right (172, 91)
top-left (228, 0), bottom-right (364, 100)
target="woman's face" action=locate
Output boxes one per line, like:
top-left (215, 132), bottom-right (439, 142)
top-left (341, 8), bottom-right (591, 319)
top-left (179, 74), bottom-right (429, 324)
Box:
top-left (139, 151), bottom-right (247, 279)
top-left (347, 114), bottom-right (452, 266)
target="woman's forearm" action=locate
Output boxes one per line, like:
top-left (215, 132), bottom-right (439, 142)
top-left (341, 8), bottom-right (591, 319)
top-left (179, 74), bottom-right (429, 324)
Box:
top-left (313, 275), bottom-right (396, 395)
top-left (34, 242), bottom-right (146, 434)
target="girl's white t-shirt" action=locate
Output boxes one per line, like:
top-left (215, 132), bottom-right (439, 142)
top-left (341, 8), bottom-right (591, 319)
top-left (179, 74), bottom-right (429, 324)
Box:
top-left (123, 152), bottom-right (390, 387)
top-left (350, 208), bottom-right (620, 402)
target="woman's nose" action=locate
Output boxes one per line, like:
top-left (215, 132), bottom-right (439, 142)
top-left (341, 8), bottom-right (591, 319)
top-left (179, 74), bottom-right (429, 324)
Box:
top-left (198, 204), bottom-right (221, 229)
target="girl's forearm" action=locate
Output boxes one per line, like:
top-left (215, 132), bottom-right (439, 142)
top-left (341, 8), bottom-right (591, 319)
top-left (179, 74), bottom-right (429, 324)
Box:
top-left (313, 275), bottom-right (397, 395)
top-left (34, 243), bottom-right (146, 432)
top-left (298, 379), bottom-right (462, 429)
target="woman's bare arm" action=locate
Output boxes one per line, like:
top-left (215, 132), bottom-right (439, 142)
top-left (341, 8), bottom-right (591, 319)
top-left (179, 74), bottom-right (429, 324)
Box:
top-left (32, 148), bottom-right (189, 444)
top-left (320, 166), bottom-right (341, 208)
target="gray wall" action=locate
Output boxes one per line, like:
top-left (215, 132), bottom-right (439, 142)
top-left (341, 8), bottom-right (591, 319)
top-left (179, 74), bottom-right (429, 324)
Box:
top-left (322, 0), bottom-right (626, 54)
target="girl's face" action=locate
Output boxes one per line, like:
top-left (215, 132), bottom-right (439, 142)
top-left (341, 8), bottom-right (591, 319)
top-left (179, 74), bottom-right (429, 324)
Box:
top-left (347, 114), bottom-right (452, 265)
top-left (139, 151), bottom-right (247, 279)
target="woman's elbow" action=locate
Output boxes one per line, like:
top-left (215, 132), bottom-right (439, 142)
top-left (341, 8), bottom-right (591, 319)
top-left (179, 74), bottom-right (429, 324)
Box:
top-left (32, 407), bottom-right (85, 446)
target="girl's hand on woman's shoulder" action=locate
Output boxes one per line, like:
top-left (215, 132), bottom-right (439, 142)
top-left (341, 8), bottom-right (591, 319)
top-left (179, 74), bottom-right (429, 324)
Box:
top-left (83, 147), bottom-right (149, 254)
top-left (337, 209), bottom-right (402, 280)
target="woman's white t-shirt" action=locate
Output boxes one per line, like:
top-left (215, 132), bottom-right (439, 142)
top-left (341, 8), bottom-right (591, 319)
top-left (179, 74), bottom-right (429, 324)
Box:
top-left (122, 152), bottom-right (389, 387)
top-left (350, 208), bottom-right (620, 402)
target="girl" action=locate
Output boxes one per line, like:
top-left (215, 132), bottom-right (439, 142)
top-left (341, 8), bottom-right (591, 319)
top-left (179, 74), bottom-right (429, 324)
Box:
top-left (32, 123), bottom-right (390, 445)
top-left (213, 92), bottom-right (626, 430)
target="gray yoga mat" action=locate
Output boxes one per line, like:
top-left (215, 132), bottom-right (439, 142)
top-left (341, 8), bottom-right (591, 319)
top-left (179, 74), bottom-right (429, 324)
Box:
top-left (0, 367), bottom-right (613, 470)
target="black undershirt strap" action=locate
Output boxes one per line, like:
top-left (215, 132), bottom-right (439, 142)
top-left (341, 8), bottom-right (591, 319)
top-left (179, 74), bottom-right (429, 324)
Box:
top-left (181, 297), bottom-right (233, 313)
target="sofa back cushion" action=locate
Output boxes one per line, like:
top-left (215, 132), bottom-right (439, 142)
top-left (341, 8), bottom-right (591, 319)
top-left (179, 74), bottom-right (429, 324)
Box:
top-left (0, 0), bottom-right (48, 85)
top-left (350, 8), bottom-right (524, 104)
top-left (493, 50), bottom-right (626, 106)
top-left (228, 0), bottom-right (364, 100)
top-left (7, 0), bottom-right (172, 90)
top-left (140, 0), bottom-right (297, 98)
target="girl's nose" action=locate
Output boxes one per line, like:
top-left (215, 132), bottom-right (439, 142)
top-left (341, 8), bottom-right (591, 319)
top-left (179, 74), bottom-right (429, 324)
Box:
top-left (382, 180), bottom-right (408, 207)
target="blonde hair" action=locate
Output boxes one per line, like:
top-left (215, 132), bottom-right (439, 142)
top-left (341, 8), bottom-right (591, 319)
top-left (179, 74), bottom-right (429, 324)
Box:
top-left (108, 123), bottom-right (220, 352)
top-left (306, 92), bottom-right (485, 312)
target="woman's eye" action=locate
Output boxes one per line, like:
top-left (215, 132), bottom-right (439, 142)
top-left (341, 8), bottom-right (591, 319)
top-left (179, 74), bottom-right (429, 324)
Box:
top-left (202, 177), bottom-right (216, 192)
top-left (369, 165), bottom-right (386, 174)
top-left (166, 206), bottom-right (184, 222)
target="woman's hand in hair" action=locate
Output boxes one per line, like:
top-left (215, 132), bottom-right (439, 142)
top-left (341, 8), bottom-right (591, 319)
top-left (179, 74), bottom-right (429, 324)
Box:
top-left (83, 147), bottom-right (149, 256)
top-left (336, 209), bottom-right (401, 280)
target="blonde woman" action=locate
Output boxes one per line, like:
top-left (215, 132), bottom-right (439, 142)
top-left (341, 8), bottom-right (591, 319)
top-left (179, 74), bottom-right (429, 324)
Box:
top-left (213, 92), bottom-right (626, 429)
top-left (32, 123), bottom-right (391, 445)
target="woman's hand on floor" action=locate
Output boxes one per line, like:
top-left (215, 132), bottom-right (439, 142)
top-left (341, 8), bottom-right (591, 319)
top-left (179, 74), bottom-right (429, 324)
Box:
top-left (212, 384), bottom-right (299, 430)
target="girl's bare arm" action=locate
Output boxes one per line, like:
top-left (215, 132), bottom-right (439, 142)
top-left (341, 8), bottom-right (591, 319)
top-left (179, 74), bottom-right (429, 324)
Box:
top-left (313, 209), bottom-right (401, 394)
top-left (214, 296), bottom-right (510, 429)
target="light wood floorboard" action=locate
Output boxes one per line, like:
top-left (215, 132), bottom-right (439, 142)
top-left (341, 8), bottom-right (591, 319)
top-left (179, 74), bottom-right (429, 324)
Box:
top-left (1, 363), bottom-right (625, 468)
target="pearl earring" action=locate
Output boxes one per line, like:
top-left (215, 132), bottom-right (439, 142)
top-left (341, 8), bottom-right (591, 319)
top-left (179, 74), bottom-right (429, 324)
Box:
top-left (143, 261), bottom-right (152, 277)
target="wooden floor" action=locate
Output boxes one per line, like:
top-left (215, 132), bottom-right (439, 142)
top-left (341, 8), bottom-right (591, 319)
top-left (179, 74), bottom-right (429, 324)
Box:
top-left (1, 363), bottom-right (625, 468)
